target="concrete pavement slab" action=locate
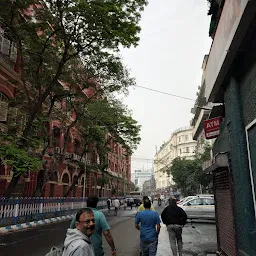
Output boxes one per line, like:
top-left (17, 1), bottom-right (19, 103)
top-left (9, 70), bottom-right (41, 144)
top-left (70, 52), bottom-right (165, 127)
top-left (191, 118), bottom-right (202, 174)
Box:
top-left (157, 223), bottom-right (217, 256)
top-left (103, 216), bottom-right (140, 256)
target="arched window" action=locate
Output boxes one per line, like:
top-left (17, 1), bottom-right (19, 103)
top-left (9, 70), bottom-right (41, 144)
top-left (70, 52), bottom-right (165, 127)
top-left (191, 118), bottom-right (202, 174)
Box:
top-left (73, 175), bottom-right (78, 185)
top-left (52, 126), bottom-right (61, 147)
top-left (50, 171), bottom-right (58, 182)
top-left (74, 139), bottom-right (81, 154)
top-left (66, 134), bottom-right (72, 152)
top-left (62, 173), bottom-right (69, 184)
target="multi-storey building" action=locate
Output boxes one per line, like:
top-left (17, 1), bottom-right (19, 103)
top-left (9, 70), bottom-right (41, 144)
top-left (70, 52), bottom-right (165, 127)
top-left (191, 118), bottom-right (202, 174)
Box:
top-left (134, 169), bottom-right (153, 191)
top-left (198, 1), bottom-right (256, 255)
top-left (0, 27), bottom-right (131, 199)
top-left (142, 176), bottom-right (156, 196)
top-left (190, 55), bottom-right (217, 152)
top-left (154, 126), bottom-right (197, 192)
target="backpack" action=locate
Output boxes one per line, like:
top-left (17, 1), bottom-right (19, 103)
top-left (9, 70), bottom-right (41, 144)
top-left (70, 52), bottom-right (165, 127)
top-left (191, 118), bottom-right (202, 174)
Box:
top-left (45, 246), bottom-right (64, 256)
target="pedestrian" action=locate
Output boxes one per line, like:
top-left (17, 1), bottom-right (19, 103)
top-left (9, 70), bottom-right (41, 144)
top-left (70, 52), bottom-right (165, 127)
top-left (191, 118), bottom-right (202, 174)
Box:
top-left (124, 198), bottom-right (128, 210)
top-left (70, 196), bottom-right (117, 256)
top-left (63, 208), bottom-right (95, 256)
top-left (113, 197), bottom-right (120, 216)
top-left (137, 196), bottom-right (155, 213)
top-left (157, 198), bottom-right (162, 207)
top-left (130, 197), bottom-right (134, 209)
top-left (167, 196), bottom-right (177, 205)
top-left (161, 197), bottom-right (187, 256)
top-left (135, 199), bottom-right (161, 256)
top-left (107, 197), bottom-right (111, 215)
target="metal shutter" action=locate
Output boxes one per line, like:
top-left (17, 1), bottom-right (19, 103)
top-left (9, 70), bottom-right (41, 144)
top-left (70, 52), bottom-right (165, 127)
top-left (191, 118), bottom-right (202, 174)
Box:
top-left (214, 169), bottom-right (237, 256)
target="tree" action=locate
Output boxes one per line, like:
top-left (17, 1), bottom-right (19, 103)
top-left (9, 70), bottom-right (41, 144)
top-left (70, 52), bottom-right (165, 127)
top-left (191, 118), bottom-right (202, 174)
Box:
top-left (165, 143), bottom-right (212, 196)
top-left (130, 182), bottom-right (139, 192)
top-left (63, 98), bottom-right (141, 197)
top-left (0, 0), bottom-right (147, 197)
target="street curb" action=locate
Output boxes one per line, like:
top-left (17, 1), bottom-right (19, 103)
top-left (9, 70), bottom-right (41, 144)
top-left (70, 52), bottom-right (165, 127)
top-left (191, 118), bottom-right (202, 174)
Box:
top-left (0, 207), bottom-right (114, 234)
top-left (0, 214), bottom-right (75, 234)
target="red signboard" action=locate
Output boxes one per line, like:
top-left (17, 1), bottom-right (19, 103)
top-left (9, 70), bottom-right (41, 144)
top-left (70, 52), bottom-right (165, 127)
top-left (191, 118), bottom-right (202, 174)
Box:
top-left (203, 117), bottom-right (222, 139)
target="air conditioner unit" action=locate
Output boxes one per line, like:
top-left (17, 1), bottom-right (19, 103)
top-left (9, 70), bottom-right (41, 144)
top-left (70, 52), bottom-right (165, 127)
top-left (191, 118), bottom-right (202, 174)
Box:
top-left (1, 37), bottom-right (11, 55)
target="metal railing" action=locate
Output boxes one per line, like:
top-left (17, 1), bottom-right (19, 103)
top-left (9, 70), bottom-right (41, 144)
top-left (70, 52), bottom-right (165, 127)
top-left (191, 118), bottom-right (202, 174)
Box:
top-left (0, 197), bottom-right (124, 227)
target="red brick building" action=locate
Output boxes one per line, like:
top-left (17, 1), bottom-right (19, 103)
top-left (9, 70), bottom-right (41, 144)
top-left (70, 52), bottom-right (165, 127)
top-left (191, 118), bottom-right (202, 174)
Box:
top-left (0, 31), bottom-right (131, 198)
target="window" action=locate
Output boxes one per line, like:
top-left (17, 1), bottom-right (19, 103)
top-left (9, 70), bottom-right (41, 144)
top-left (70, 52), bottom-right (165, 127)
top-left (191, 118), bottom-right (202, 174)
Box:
top-left (180, 149), bottom-right (182, 155)
top-left (202, 198), bottom-right (215, 205)
top-left (52, 126), bottom-right (61, 147)
top-left (179, 136), bottom-right (181, 142)
top-left (186, 198), bottom-right (202, 206)
top-left (186, 147), bottom-right (190, 153)
top-left (74, 139), bottom-right (81, 154)
top-left (0, 92), bottom-right (9, 122)
top-left (185, 135), bottom-right (189, 141)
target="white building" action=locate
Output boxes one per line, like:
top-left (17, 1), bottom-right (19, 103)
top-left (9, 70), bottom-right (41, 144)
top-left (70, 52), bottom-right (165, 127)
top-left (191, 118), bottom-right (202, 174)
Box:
top-left (154, 126), bottom-right (197, 191)
top-left (190, 55), bottom-right (217, 152)
top-left (134, 169), bottom-right (153, 191)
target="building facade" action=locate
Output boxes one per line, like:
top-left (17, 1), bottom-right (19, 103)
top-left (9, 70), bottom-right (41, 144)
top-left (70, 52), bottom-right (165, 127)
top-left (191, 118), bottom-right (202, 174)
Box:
top-left (142, 176), bottom-right (156, 196)
top-left (154, 126), bottom-right (197, 193)
top-left (191, 55), bottom-right (217, 152)
top-left (0, 27), bottom-right (131, 199)
top-left (199, 1), bottom-right (256, 255)
top-left (134, 169), bottom-right (153, 191)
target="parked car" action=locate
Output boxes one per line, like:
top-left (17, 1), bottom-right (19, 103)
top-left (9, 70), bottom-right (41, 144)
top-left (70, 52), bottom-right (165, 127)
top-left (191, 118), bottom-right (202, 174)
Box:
top-left (178, 195), bottom-right (215, 220)
top-left (177, 196), bottom-right (197, 205)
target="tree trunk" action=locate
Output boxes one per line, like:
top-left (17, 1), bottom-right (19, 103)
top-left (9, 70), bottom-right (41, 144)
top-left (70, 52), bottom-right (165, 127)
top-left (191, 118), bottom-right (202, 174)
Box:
top-left (33, 185), bottom-right (44, 197)
top-left (3, 172), bottom-right (22, 198)
top-left (33, 173), bottom-right (46, 197)
top-left (64, 170), bottom-right (84, 197)
top-left (99, 186), bottom-right (103, 197)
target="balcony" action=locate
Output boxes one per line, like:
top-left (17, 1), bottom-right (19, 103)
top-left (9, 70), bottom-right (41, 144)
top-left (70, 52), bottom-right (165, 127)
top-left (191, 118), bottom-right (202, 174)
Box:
top-left (0, 35), bottom-right (18, 70)
top-left (205, 0), bottom-right (254, 102)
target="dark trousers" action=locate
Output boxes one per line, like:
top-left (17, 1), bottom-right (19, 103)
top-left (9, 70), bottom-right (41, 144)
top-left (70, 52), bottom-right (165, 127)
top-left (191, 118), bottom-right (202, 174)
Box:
top-left (167, 224), bottom-right (183, 256)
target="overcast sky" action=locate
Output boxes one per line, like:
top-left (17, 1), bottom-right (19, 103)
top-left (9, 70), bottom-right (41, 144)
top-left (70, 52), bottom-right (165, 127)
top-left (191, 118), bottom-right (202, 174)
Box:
top-left (120, 0), bottom-right (212, 173)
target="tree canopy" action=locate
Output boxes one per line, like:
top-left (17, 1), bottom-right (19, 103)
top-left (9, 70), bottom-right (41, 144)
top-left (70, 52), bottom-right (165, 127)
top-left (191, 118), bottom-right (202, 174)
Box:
top-left (165, 143), bottom-right (212, 196)
top-left (0, 0), bottom-right (146, 197)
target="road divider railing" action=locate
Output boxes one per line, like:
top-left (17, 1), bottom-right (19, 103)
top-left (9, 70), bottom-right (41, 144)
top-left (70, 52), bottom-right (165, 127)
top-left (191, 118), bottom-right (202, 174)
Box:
top-left (0, 197), bottom-right (125, 227)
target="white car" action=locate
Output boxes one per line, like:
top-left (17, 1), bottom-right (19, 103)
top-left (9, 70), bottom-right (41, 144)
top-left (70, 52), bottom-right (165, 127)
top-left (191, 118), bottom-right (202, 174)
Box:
top-left (178, 195), bottom-right (215, 220)
top-left (177, 196), bottom-right (197, 205)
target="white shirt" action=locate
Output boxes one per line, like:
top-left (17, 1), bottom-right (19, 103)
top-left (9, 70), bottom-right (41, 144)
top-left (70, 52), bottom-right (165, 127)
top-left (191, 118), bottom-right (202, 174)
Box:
top-left (113, 199), bottom-right (120, 208)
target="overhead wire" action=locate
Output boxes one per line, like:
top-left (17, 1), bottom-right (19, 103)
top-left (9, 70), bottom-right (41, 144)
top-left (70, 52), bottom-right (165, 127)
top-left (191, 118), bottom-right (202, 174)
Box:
top-left (133, 85), bottom-right (196, 101)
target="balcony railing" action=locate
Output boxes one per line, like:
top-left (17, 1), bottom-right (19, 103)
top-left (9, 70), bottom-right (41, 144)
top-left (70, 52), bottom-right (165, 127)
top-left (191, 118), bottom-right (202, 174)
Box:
top-left (0, 35), bottom-right (17, 69)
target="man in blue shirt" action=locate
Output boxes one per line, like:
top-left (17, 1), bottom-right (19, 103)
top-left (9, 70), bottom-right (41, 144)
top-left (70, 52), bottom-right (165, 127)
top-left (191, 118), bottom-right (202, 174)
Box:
top-left (135, 199), bottom-right (161, 256)
top-left (70, 196), bottom-right (117, 256)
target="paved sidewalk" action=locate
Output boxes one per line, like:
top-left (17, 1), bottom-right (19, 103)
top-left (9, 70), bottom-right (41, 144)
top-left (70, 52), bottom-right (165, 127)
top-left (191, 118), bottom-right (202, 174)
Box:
top-left (102, 215), bottom-right (217, 256)
top-left (157, 223), bottom-right (217, 256)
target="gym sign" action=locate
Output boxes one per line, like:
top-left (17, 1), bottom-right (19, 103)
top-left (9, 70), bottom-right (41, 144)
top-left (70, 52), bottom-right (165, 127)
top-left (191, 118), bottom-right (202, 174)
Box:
top-left (203, 117), bottom-right (222, 140)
